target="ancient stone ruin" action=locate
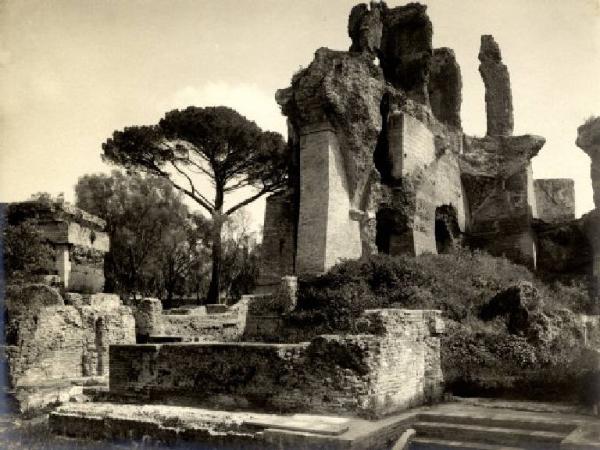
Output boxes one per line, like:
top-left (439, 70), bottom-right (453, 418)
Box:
top-left (577, 117), bottom-right (600, 302)
top-left (257, 2), bottom-right (591, 293)
top-left (7, 2), bottom-right (600, 449)
top-left (1, 201), bottom-right (136, 413)
top-left (3, 200), bottom-right (109, 292)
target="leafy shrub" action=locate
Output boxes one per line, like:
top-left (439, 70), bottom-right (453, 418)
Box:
top-left (289, 249), bottom-right (534, 333)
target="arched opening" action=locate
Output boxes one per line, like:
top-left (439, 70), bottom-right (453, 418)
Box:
top-left (435, 205), bottom-right (460, 254)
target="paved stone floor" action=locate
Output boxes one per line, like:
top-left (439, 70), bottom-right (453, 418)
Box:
top-left (3, 399), bottom-right (599, 449)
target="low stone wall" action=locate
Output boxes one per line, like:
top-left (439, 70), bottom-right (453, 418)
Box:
top-left (109, 309), bottom-right (444, 418)
top-left (133, 298), bottom-right (247, 342)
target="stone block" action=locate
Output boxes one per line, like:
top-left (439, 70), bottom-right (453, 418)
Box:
top-left (276, 276), bottom-right (298, 312)
top-left (134, 298), bottom-right (164, 338)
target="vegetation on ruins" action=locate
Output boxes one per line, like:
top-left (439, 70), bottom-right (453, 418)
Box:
top-left (1, 218), bottom-right (54, 283)
top-left (286, 249), bottom-right (599, 403)
top-left (75, 171), bottom-right (260, 303)
top-left (101, 106), bottom-right (288, 303)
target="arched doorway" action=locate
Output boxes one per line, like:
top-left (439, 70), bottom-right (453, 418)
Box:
top-left (435, 205), bottom-right (460, 254)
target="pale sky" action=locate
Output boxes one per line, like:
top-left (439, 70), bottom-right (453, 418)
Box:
top-left (1, 0), bottom-right (599, 227)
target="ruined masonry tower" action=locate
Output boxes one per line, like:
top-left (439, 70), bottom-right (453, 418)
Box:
top-left (577, 117), bottom-right (600, 302)
top-left (257, 1), bottom-right (570, 292)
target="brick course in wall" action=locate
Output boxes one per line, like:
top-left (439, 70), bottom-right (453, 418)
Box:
top-left (109, 308), bottom-right (443, 418)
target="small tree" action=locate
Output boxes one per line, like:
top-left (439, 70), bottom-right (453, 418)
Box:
top-left (102, 106), bottom-right (288, 303)
top-left (75, 171), bottom-right (196, 298)
top-left (219, 211), bottom-right (260, 302)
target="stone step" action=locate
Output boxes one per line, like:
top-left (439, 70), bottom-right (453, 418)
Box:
top-left (413, 421), bottom-right (565, 448)
top-left (418, 412), bottom-right (575, 433)
top-left (410, 437), bottom-right (525, 450)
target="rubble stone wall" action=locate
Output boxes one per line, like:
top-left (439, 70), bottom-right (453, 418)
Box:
top-left (109, 309), bottom-right (443, 418)
top-left (533, 217), bottom-right (591, 275)
top-left (66, 222), bottom-right (110, 252)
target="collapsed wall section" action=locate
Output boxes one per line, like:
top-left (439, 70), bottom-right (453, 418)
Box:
top-left (275, 48), bottom-right (386, 274)
top-left (479, 35), bottom-right (513, 136)
top-left (428, 48), bottom-right (462, 129)
top-left (460, 35), bottom-right (545, 268)
top-left (259, 2), bottom-right (560, 284)
top-left (460, 135), bottom-right (544, 268)
top-left (109, 309), bottom-right (444, 418)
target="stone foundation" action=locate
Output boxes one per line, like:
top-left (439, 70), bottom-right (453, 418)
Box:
top-left (109, 309), bottom-right (443, 418)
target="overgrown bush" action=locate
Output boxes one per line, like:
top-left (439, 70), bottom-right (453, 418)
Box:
top-left (289, 249), bottom-right (535, 332)
top-left (286, 248), bottom-right (596, 403)
top-left (1, 220), bottom-right (54, 283)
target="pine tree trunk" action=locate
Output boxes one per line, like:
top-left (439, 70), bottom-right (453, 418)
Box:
top-left (206, 216), bottom-right (223, 304)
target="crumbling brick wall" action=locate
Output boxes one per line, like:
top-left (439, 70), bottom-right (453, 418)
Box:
top-left (4, 286), bottom-right (135, 388)
top-left (109, 308), bottom-right (443, 418)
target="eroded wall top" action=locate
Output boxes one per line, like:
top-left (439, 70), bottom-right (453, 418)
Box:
top-left (576, 116), bottom-right (600, 209)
